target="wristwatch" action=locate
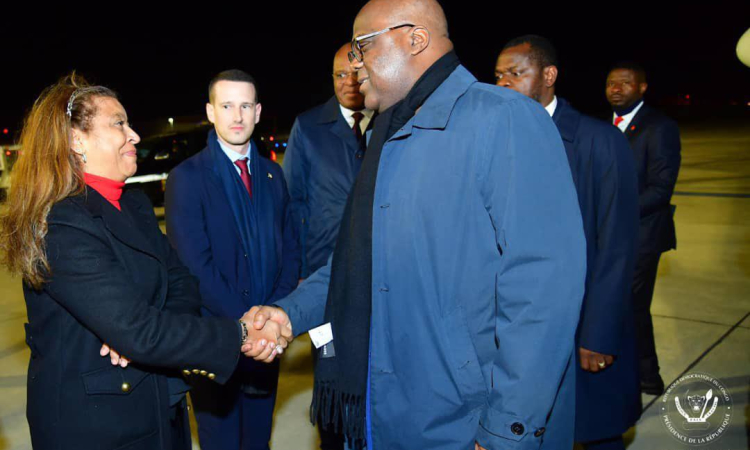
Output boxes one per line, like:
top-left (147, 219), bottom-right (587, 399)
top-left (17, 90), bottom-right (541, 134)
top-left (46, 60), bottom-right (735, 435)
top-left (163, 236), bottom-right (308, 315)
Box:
top-left (239, 320), bottom-right (249, 345)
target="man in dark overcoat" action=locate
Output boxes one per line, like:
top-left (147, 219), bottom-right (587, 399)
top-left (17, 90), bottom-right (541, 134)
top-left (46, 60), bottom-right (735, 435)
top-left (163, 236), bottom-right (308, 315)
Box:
top-left (497, 35), bottom-right (641, 450)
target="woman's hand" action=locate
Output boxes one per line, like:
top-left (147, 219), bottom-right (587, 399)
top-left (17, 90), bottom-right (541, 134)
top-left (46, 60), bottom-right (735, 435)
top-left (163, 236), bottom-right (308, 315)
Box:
top-left (100, 343), bottom-right (130, 368)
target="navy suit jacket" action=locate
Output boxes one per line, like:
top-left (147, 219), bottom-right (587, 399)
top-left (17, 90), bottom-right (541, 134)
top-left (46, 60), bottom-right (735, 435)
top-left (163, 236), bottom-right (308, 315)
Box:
top-left (283, 96), bottom-right (367, 277)
top-left (165, 131), bottom-right (300, 381)
top-left (623, 103), bottom-right (681, 254)
top-left (553, 98), bottom-right (642, 441)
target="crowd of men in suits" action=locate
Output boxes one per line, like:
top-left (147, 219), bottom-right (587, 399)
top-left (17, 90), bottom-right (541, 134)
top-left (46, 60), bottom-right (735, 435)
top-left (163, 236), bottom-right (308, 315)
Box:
top-left (161, 1), bottom-right (681, 447)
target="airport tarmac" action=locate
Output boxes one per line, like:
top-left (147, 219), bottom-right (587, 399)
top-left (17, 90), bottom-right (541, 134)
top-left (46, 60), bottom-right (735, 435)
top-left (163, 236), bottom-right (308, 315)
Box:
top-left (0, 120), bottom-right (747, 449)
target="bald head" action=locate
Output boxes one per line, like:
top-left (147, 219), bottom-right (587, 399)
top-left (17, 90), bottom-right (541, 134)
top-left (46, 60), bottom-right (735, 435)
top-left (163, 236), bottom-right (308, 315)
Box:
top-left (351, 0), bottom-right (453, 112)
top-left (357, 0), bottom-right (449, 39)
top-left (333, 43), bottom-right (351, 69)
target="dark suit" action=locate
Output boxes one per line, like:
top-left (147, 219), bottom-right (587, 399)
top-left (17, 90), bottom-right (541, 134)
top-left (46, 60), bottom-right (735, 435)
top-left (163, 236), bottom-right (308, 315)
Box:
top-left (551, 98), bottom-right (641, 444)
top-left (23, 188), bottom-right (240, 450)
top-left (621, 103), bottom-right (681, 379)
top-left (283, 96), bottom-right (369, 278)
top-left (165, 130), bottom-right (300, 450)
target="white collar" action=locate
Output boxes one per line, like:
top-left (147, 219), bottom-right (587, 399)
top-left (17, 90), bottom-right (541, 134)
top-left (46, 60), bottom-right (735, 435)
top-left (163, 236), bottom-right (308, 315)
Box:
top-left (217, 136), bottom-right (250, 164)
top-left (544, 96), bottom-right (558, 117)
top-left (613, 100), bottom-right (644, 122)
top-left (339, 104), bottom-right (374, 120)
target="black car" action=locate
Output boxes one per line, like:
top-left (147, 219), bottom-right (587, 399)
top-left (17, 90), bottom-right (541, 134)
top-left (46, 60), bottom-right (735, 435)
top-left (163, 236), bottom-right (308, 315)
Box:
top-left (125, 126), bottom-right (272, 206)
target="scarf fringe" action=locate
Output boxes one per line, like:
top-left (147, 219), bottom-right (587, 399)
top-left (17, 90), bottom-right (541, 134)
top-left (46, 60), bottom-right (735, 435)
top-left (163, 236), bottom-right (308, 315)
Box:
top-left (311, 380), bottom-right (366, 448)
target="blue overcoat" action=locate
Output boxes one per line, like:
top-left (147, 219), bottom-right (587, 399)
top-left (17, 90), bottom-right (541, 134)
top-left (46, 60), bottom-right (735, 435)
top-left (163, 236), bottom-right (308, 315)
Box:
top-left (552, 98), bottom-right (642, 442)
top-left (277, 66), bottom-right (586, 450)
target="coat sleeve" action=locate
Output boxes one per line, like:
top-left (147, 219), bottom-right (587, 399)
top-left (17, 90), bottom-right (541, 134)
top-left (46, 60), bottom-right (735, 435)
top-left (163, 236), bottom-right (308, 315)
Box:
top-left (639, 119), bottom-right (681, 217)
top-left (282, 118), bottom-right (311, 277)
top-left (44, 221), bottom-right (240, 384)
top-left (273, 254), bottom-right (331, 336)
top-left (165, 165), bottom-right (249, 320)
top-left (578, 129), bottom-right (640, 355)
top-left (475, 99), bottom-right (586, 449)
top-left (269, 170), bottom-right (302, 302)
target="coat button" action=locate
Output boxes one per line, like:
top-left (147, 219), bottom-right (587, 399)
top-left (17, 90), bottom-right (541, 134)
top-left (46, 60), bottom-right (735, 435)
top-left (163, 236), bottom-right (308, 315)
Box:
top-left (192, 369), bottom-right (200, 374)
top-left (208, 373), bottom-right (216, 380)
top-left (534, 427), bottom-right (546, 437)
top-left (200, 370), bottom-right (208, 376)
top-left (243, 290), bottom-right (249, 296)
top-left (511, 422), bottom-right (524, 435)
top-left (121, 382), bottom-right (131, 393)
top-left (182, 369), bottom-right (191, 376)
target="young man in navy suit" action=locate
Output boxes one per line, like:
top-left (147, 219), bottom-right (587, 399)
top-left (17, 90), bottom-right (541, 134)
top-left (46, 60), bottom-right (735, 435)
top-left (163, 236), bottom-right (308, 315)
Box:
top-left (165, 70), bottom-right (300, 450)
top-left (497, 35), bottom-right (641, 450)
top-left (606, 62), bottom-right (681, 396)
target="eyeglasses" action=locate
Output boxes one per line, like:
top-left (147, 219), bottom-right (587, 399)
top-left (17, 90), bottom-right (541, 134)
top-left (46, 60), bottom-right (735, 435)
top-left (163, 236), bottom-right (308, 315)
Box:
top-left (348, 23), bottom-right (415, 63)
top-left (332, 71), bottom-right (357, 80)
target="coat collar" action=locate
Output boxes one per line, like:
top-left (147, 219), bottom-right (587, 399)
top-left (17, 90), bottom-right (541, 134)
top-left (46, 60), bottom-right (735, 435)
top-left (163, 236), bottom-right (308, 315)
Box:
top-left (79, 187), bottom-right (163, 264)
top-left (389, 65), bottom-right (476, 141)
top-left (318, 96), bottom-right (343, 124)
top-left (551, 97), bottom-right (581, 143)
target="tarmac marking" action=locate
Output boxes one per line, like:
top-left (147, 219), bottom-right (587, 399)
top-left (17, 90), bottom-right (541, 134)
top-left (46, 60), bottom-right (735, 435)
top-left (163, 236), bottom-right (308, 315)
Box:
top-left (674, 191), bottom-right (750, 198)
top-left (642, 310), bottom-right (750, 413)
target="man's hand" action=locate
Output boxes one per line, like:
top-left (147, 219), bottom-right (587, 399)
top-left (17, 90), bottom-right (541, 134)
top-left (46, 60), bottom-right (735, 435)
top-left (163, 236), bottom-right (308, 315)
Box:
top-left (475, 442), bottom-right (487, 450)
top-left (579, 347), bottom-right (614, 373)
top-left (250, 305), bottom-right (293, 341)
top-left (100, 343), bottom-right (130, 368)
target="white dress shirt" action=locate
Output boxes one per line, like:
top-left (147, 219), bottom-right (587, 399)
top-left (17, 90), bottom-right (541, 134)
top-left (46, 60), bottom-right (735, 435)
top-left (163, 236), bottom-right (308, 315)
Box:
top-left (612, 100), bottom-right (644, 133)
top-left (544, 96), bottom-right (558, 117)
top-left (339, 105), bottom-right (374, 134)
top-left (218, 138), bottom-right (251, 175)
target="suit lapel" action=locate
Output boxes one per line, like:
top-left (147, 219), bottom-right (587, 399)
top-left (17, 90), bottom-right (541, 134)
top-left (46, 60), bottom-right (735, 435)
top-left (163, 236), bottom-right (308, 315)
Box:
top-left (625, 104), bottom-right (649, 140)
top-left (82, 188), bottom-right (163, 264)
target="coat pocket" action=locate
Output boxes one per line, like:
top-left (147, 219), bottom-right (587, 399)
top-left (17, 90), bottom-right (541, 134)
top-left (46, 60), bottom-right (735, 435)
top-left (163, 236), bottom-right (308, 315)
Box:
top-left (440, 304), bottom-right (488, 409)
top-left (81, 365), bottom-right (150, 395)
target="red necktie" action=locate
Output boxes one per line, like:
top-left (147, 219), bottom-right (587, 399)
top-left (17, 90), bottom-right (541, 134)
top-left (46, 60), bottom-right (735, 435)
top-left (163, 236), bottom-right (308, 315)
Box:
top-left (352, 112), bottom-right (365, 152)
top-left (614, 116), bottom-right (624, 127)
top-left (234, 158), bottom-right (252, 199)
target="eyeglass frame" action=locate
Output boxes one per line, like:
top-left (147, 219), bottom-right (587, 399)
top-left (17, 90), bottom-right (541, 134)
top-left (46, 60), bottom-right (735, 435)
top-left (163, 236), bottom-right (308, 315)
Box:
top-left (332, 71), bottom-right (358, 80)
top-left (348, 23), bottom-right (415, 63)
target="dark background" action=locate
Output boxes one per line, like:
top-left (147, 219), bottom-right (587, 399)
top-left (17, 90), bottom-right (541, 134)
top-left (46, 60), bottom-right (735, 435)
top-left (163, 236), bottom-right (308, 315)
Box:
top-left (1, 2), bottom-right (748, 141)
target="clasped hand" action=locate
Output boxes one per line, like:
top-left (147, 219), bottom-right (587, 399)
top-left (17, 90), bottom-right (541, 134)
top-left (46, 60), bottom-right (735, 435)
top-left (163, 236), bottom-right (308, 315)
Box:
top-left (99, 305), bottom-right (295, 367)
top-left (238, 306), bottom-right (292, 362)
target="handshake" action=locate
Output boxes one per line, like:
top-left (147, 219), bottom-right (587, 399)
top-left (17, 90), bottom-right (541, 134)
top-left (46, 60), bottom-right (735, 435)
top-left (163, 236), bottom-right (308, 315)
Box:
top-left (100, 306), bottom-right (293, 368)
top-left (238, 306), bottom-right (294, 362)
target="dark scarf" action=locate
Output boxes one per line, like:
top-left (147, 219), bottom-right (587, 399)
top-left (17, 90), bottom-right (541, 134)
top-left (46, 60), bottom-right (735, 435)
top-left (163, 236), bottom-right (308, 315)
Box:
top-left (311, 50), bottom-right (460, 447)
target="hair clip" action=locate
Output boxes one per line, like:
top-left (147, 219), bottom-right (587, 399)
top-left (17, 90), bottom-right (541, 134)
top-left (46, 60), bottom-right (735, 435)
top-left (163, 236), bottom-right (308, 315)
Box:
top-left (66, 89), bottom-right (79, 118)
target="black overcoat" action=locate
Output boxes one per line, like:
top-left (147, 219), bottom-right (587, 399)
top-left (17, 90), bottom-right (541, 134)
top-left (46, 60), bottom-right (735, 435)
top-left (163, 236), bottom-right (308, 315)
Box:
top-left (23, 188), bottom-right (240, 449)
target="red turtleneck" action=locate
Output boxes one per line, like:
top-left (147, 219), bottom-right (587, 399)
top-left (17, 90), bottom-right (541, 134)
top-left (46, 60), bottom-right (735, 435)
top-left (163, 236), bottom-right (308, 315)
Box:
top-left (84, 172), bottom-right (126, 211)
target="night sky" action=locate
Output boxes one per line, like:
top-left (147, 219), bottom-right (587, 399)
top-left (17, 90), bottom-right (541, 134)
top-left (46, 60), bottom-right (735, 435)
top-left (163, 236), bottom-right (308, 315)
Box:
top-left (2, 2), bottom-right (748, 140)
